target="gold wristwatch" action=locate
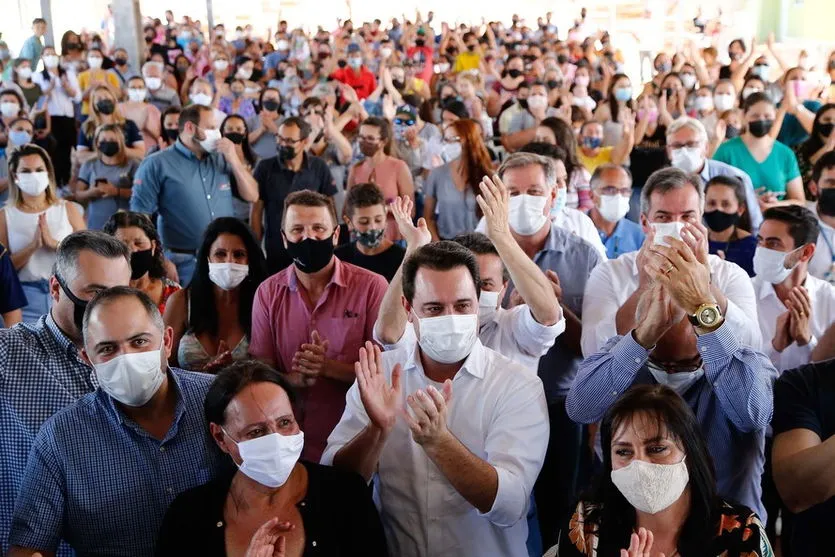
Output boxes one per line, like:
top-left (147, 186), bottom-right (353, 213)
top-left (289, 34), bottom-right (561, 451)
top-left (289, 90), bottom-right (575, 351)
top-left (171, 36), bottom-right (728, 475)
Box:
top-left (688, 302), bottom-right (722, 328)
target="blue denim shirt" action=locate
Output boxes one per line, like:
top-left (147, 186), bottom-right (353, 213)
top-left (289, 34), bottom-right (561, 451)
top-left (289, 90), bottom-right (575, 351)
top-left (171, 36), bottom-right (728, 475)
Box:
top-left (130, 141), bottom-right (235, 250)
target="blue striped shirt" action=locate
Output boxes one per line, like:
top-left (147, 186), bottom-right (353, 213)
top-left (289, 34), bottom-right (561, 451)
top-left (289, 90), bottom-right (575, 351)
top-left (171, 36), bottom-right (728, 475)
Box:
top-left (9, 369), bottom-right (227, 556)
top-left (566, 324), bottom-right (776, 520)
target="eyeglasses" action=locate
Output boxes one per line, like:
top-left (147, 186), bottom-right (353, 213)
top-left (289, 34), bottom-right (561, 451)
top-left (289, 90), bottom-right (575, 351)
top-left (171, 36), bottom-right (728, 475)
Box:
top-left (358, 135), bottom-right (381, 143)
top-left (443, 136), bottom-right (461, 143)
top-left (277, 136), bottom-right (304, 145)
top-left (669, 141), bottom-right (701, 150)
top-left (598, 186), bottom-right (632, 196)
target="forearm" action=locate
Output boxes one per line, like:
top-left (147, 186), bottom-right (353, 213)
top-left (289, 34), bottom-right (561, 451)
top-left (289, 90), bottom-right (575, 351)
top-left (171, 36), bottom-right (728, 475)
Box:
top-left (501, 127), bottom-right (537, 152)
top-left (493, 235), bottom-right (559, 325)
top-left (424, 432), bottom-right (499, 514)
top-left (11, 242), bottom-right (39, 270)
top-left (792, 104), bottom-right (815, 134)
top-left (611, 133), bottom-right (634, 165)
top-left (229, 159), bottom-right (258, 201)
top-left (560, 305), bottom-right (583, 357)
top-left (250, 203), bottom-right (264, 239)
top-left (326, 128), bottom-right (353, 164)
top-left (615, 287), bottom-right (645, 335)
top-left (374, 262), bottom-right (409, 344)
top-left (774, 436), bottom-right (835, 513)
top-left (332, 424), bottom-right (389, 482)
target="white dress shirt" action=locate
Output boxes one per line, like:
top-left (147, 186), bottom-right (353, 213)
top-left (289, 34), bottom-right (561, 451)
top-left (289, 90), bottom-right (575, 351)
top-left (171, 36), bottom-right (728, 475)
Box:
top-left (581, 251), bottom-right (763, 357)
top-left (375, 305), bottom-right (566, 372)
top-left (475, 207), bottom-right (608, 259)
top-left (32, 70), bottom-right (81, 118)
top-left (809, 214), bottom-right (835, 283)
top-left (753, 274), bottom-right (835, 372)
top-left (321, 340), bottom-right (549, 557)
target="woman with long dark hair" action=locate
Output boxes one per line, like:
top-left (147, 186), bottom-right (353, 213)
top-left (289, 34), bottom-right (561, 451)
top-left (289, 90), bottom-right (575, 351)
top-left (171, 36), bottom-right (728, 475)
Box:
top-left (535, 116), bottom-right (592, 210)
top-left (423, 118), bottom-right (494, 240)
top-left (220, 114), bottom-right (257, 223)
top-left (164, 217), bottom-right (268, 372)
top-left (103, 211), bottom-right (180, 313)
top-left (556, 385), bottom-right (771, 557)
top-left (793, 102), bottom-right (835, 197)
top-left (595, 73), bottom-right (635, 147)
top-left (705, 176), bottom-right (757, 277)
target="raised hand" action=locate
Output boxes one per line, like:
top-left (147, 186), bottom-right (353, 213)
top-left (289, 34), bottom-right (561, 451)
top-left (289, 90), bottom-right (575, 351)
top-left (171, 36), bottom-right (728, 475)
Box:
top-left (202, 339), bottom-right (234, 373)
top-left (216, 137), bottom-right (238, 160)
top-left (38, 214), bottom-right (59, 250)
top-left (404, 381), bottom-right (453, 448)
top-left (620, 527), bottom-right (663, 557)
top-left (646, 235), bottom-right (713, 316)
top-left (391, 196), bottom-right (431, 250)
top-left (244, 517), bottom-right (293, 557)
top-left (476, 174), bottom-right (511, 240)
top-left (633, 282), bottom-right (686, 348)
top-left (292, 330), bottom-right (329, 385)
top-left (356, 342), bottom-right (402, 431)
top-left (788, 286), bottom-right (813, 346)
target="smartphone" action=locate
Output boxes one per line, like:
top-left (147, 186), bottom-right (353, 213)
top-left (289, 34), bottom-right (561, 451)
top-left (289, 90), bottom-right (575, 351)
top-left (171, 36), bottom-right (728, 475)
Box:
top-left (94, 178), bottom-right (107, 186)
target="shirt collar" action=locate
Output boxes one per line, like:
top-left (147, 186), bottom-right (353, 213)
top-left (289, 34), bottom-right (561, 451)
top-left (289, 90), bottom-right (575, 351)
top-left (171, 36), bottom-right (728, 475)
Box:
top-left (284, 257), bottom-right (346, 291)
top-left (537, 222), bottom-right (569, 257)
top-left (278, 152), bottom-right (311, 171)
top-left (174, 139), bottom-right (199, 160)
top-left (699, 160), bottom-right (711, 182)
top-left (44, 311), bottom-right (81, 357)
top-left (403, 338), bottom-right (487, 380)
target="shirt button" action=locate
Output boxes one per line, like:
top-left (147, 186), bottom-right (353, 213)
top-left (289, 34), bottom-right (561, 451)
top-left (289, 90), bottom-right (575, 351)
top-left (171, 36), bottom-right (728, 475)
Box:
top-left (299, 501), bottom-right (306, 507)
top-left (700, 346), bottom-right (707, 352)
top-left (633, 357), bottom-right (641, 364)
top-left (216, 521), bottom-right (223, 528)
top-left (159, 446), bottom-right (166, 452)
top-left (312, 541), bottom-right (317, 547)
top-left (167, 487), bottom-right (174, 494)
top-left (207, 194), bottom-right (211, 199)
top-left (612, 391), bottom-right (618, 396)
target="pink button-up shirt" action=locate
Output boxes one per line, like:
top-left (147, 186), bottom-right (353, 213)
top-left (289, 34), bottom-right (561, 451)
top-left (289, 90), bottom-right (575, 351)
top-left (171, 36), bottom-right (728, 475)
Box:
top-left (250, 258), bottom-right (388, 461)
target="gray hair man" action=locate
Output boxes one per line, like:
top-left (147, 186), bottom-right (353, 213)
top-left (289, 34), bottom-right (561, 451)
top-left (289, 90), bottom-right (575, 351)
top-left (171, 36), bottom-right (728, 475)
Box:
top-left (581, 166), bottom-right (762, 358)
top-left (8, 287), bottom-right (225, 556)
top-left (0, 231), bottom-right (131, 555)
top-left (666, 117), bottom-right (762, 230)
top-left (142, 61), bottom-right (181, 111)
top-left (587, 164), bottom-right (646, 259)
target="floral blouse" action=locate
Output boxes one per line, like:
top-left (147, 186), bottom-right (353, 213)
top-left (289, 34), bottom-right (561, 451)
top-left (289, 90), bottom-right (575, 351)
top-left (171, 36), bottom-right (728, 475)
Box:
top-left (558, 500), bottom-right (774, 557)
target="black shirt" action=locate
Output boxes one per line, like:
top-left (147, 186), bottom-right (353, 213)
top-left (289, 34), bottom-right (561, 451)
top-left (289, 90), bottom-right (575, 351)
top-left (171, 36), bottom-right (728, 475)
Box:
top-left (772, 359), bottom-right (835, 557)
top-left (334, 242), bottom-right (405, 283)
top-left (156, 460), bottom-right (388, 557)
top-left (254, 154), bottom-right (337, 270)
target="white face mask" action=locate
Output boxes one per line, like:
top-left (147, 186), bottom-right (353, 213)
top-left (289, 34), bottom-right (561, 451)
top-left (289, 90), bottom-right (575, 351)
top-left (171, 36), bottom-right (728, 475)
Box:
top-left (741, 87), bottom-right (760, 100)
top-left (509, 194), bottom-right (549, 235)
top-left (670, 147), bottom-right (704, 174)
top-left (127, 88), bottom-right (147, 102)
top-left (646, 360), bottom-right (705, 394)
top-left (380, 47), bottom-right (393, 59)
top-left (611, 457), bottom-right (689, 514)
top-left (753, 246), bottom-right (798, 284)
top-left (565, 189), bottom-right (579, 209)
top-left (213, 59), bottom-right (229, 71)
top-left (198, 127), bottom-right (222, 152)
top-left (0, 102), bottom-right (20, 118)
top-left (574, 74), bottom-right (590, 87)
top-left (226, 430), bottom-right (304, 488)
top-left (440, 142), bottom-right (462, 163)
top-left (236, 68), bottom-right (253, 80)
top-left (208, 262), bottom-right (249, 290)
top-left (16, 172), bottom-right (51, 196)
top-left (43, 55), bottom-right (59, 69)
top-left (478, 290), bottom-right (500, 322)
top-left (144, 77), bottom-right (162, 90)
top-left (416, 313), bottom-right (478, 364)
top-left (651, 222), bottom-right (685, 246)
top-left (527, 94), bottom-right (548, 110)
top-left (713, 93), bottom-right (735, 112)
top-left (276, 40), bottom-right (290, 51)
top-left (598, 194), bottom-right (631, 223)
top-left (94, 348), bottom-right (165, 407)
top-left (190, 92), bottom-right (213, 106)
top-left (680, 74), bottom-right (697, 90)
top-left (88, 56), bottom-right (103, 69)
top-left (16, 67), bottom-right (33, 80)
top-left (694, 96), bottom-right (713, 112)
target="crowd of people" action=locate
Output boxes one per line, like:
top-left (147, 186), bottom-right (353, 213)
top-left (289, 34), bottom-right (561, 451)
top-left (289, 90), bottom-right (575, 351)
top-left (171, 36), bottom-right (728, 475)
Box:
top-left (1, 6), bottom-right (835, 557)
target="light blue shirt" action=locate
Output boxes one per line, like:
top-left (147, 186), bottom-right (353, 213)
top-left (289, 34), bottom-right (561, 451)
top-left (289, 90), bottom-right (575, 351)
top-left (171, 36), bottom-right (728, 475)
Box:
top-left (130, 141), bottom-right (235, 250)
top-left (9, 369), bottom-right (226, 556)
top-left (18, 36), bottom-right (43, 66)
top-left (597, 216), bottom-right (645, 259)
top-left (701, 159), bottom-right (763, 231)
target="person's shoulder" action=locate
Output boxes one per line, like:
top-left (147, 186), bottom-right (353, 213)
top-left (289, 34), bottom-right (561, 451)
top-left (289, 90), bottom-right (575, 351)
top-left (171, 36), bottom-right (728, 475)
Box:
top-left (553, 223), bottom-right (601, 259)
top-left (481, 343), bottom-right (541, 385)
top-left (171, 367), bottom-right (215, 390)
top-left (708, 252), bottom-right (751, 283)
top-left (304, 460), bottom-right (367, 493)
top-left (778, 359), bottom-right (835, 392)
top-left (334, 242), bottom-right (356, 260)
top-left (37, 390), bottom-right (104, 441)
top-left (712, 500), bottom-right (767, 541)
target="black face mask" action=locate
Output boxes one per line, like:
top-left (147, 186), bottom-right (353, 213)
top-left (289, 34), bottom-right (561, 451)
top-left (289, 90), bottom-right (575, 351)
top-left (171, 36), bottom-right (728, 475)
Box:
top-left (262, 99), bottom-right (280, 112)
top-left (467, 44), bottom-right (477, 52)
top-left (55, 273), bottom-right (88, 333)
top-left (818, 189), bottom-right (835, 217)
top-left (164, 128), bottom-right (179, 141)
top-left (557, 54), bottom-right (568, 64)
top-left (95, 99), bottom-right (115, 115)
top-left (703, 209), bottom-right (741, 233)
top-left (278, 145), bottom-right (296, 161)
top-left (817, 123), bottom-right (835, 138)
top-left (130, 249), bottom-right (154, 280)
top-left (505, 69), bottom-right (523, 79)
top-left (546, 79), bottom-right (561, 90)
top-left (115, 57), bottom-right (128, 66)
top-left (392, 79), bottom-right (405, 91)
top-left (337, 59), bottom-right (347, 69)
top-left (98, 140), bottom-right (119, 157)
top-left (285, 234), bottom-right (335, 273)
top-left (518, 98), bottom-right (529, 109)
top-left (224, 132), bottom-right (245, 145)
top-left (748, 119), bottom-right (774, 138)
top-left (724, 125), bottom-right (741, 139)
top-left (415, 39), bottom-right (425, 47)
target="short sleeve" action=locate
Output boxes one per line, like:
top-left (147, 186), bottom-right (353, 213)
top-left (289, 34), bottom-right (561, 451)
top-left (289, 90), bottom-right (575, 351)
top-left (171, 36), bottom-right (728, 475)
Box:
top-left (124, 120), bottom-right (143, 145)
top-left (248, 281), bottom-right (277, 366)
top-left (78, 160), bottom-right (94, 185)
top-left (77, 126), bottom-right (91, 149)
top-left (772, 365), bottom-right (821, 436)
top-left (783, 145), bottom-right (801, 181)
top-left (0, 248), bottom-right (27, 313)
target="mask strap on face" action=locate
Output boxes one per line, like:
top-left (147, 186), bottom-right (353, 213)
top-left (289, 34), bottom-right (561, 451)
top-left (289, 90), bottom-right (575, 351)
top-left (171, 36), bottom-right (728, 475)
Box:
top-left (54, 273), bottom-right (86, 306)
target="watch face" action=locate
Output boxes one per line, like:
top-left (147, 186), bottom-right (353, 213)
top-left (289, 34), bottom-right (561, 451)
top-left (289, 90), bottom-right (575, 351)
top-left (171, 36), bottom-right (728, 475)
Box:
top-left (699, 306), bottom-right (719, 326)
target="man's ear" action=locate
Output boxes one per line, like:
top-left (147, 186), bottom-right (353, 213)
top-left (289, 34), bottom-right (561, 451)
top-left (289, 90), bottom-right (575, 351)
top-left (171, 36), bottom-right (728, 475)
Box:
top-left (402, 295), bottom-right (413, 321)
top-left (343, 215), bottom-right (352, 228)
top-left (332, 224), bottom-right (340, 245)
top-left (808, 180), bottom-right (819, 198)
top-left (800, 243), bottom-right (817, 263)
top-left (49, 276), bottom-right (61, 304)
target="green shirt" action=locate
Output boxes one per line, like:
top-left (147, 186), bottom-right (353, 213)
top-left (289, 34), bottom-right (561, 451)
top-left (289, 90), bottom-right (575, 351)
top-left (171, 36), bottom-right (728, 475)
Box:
top-left (713, 136), bottom-right (800, 195)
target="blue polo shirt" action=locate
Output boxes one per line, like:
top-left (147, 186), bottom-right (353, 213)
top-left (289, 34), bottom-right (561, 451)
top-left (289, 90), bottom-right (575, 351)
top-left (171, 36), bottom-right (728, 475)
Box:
top-left (595, 216), bottom-right (645, 260)
top-left (130, 141), bottom-right (235, 251)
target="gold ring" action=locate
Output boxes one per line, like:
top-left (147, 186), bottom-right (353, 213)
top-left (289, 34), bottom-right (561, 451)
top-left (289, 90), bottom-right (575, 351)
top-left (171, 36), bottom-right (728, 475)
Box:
top-left (664, 264), bottom-right (674, 274)
top-left (799, 311), bottom-right (805, 317)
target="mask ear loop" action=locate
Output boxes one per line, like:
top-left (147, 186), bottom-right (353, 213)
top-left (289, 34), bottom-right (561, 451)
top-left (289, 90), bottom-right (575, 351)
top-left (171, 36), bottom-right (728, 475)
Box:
top-left (54, 273), bottom-right (87, 306)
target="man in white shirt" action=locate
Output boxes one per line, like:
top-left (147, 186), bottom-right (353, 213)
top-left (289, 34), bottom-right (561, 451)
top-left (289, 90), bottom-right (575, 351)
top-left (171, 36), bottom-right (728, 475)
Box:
top-left (581, 167), bottom-right (762, 358)
top-left (806, 151), bottom-right (835, 283)
top-left (375, 180), bottom-right (565, 372)
top-left (322, 241), bottom-right (549, 557)
top-left (753, 205), bottom-right (835, 373)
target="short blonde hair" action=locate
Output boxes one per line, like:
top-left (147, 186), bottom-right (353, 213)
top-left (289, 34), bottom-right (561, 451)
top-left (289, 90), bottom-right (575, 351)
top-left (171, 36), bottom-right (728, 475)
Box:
top-left (6, 144), bottom-right (59, 208)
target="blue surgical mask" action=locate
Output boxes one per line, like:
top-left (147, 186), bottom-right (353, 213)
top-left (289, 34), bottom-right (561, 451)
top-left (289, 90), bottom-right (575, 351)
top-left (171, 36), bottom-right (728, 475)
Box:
top-left (550, 187), bottom-right (567, 217)
top-left (613, 87), bottom-right (632, 102)
top-left (9, 130), bottom-right (32, 146)
top-left (583, 137), bottom-right (602, 149)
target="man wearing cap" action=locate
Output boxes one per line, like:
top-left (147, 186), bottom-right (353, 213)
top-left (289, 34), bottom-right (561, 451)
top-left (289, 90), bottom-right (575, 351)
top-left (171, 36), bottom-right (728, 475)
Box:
top-left (331, 44), bottom-right (377, 100)
top-left (404, 27), bottom-right (435, 83)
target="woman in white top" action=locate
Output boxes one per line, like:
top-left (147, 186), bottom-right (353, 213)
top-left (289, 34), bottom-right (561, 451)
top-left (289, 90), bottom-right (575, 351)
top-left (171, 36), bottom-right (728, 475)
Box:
top-left (32, 46), bottom-right (81, 186)
top-left (0, 145), bottom-right (84, 322)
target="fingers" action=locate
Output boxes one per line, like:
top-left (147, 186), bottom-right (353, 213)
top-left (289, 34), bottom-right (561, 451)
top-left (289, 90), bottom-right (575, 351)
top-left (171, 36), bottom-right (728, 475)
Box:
top-left (391, 364), bottom-right (403, 395)
top-left (441, 379), bottom-right (453, 402)
top-left (545, 269), bottom-right (560, 284)
top-left (407, 391), bottom-right (434, 424)
top-left (275, 536), bottom-right (287, 557)
top-left (426, 384), bottom-right (447, 411)
top-left (311, 329), bottom-right (321, 344)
